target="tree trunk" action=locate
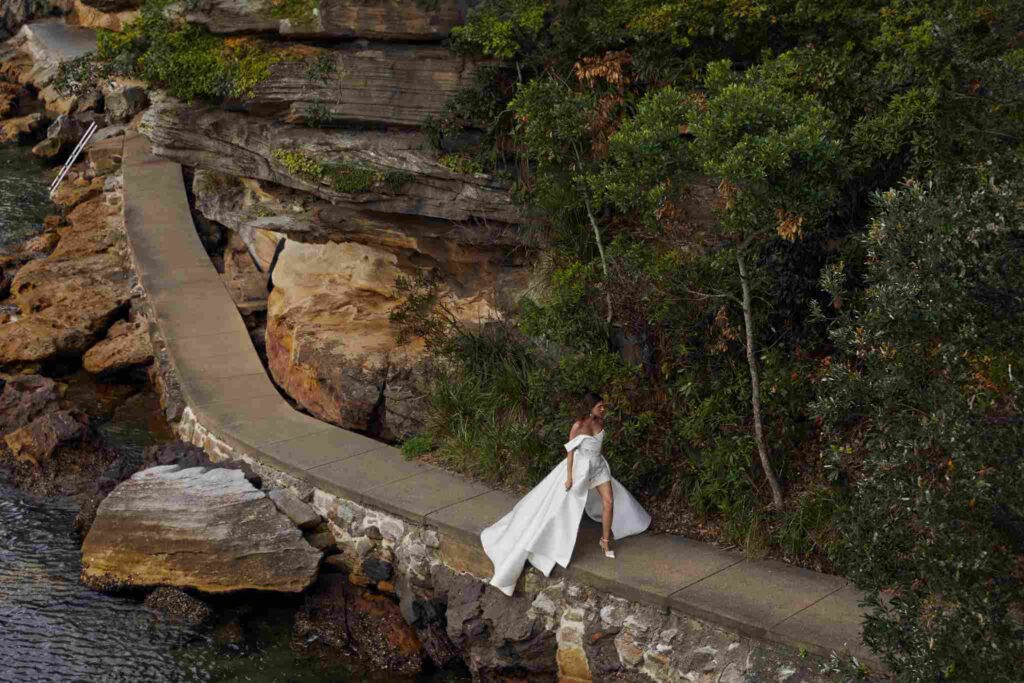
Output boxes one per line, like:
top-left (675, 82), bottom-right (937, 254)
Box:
top-left (583, 193), bottom-right (613, 325)
top-left (736, 250), bottom-right (784, 509)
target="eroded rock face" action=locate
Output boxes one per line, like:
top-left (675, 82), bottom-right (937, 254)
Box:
top-left (264, 237), bottom-right (518, 439)
top-left (265, 239), bottom-right (417, 435)
top-left (0, 194), bottom-right (130, 364)
top-left (435, 567), bottom-right (559, 680)
top-left (184, 0), bottom-right (473, 41)
top-left (81, 465), bottom-right (321, 593)
top-left (243, 43), bottom-right (483, 128)
top-left (142, 97), bottom-right (519, 225)
top-left (193, 169), bottom-right (536, 255)
top-left (82, 319), bottom-right (154, 374)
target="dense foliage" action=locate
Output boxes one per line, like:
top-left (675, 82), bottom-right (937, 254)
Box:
top-left (393, 0), bottom-right (1024, 677)
top-left (814, 173), bottom-right (1024, 680)
top-left (55, 0), bottom-right (290, 100)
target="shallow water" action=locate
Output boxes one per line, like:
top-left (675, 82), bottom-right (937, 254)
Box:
top-left (0, 145), bottom-right (52, 249)
top-left (0, 380), bottom-right (465, 683)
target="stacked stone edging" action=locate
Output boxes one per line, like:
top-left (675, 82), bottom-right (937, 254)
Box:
top-left (121, 132), bottom-right (883, 679)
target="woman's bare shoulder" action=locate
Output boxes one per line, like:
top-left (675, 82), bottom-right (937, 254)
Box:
top-left (570, 420), bottom-right (593, 438)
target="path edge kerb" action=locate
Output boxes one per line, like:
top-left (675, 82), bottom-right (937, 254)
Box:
top-left (120, 133), bottom-right (882, 671)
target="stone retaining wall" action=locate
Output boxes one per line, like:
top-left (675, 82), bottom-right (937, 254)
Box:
top-left (176, 404), bottom-right (844, 682)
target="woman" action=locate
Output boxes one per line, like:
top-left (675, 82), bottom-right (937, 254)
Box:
top-left (480, 392), bottom-right (652, 596)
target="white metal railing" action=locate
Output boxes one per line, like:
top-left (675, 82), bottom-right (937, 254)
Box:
top-left (48, 120), bottom-right (98, 198)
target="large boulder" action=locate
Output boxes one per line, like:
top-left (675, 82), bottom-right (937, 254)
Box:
top-left (82, 319), bottom-right (154, 374)
top-left (264, 238), bottom-right (517, 439)
top-left (240, 43), bottom-right (484, 128)
top-left (185, 0), bottom-right (473, 41)
top-left (31, 113), bottom-right (85, 159)
top-left (104, 85), bottom-right (148, 123)
top-left (74, 440), bottom-right (261, 538)
top-left (81, 465), bottom-right (322, 593)
top-left (142, 98), bottom-right (519, 225)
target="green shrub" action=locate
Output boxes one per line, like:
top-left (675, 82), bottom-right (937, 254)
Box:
top-left (401, 435), bottom-right (434, 459)
top-left (266, 0), bottom-right (318, 28)
top-left (438, 153), bottom-right (484, 175)
top-left (52, 53), bottom-right (109, 98)
top-left (815, 172), bottom-right (1024, 681)
top-left (89, 0), bottom-right (284, 101)
top-left (271, 149), bottom-right (411, 194)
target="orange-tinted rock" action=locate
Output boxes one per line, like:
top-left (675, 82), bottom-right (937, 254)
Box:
top-left (0, 195), bottom-right (130, 364)
top-left (51, 175), bottom-right (104, 211)
top-left (346, 587), bottom-right (424, 674)
top-left (83, 319), bottom-right (153, 374)
top-left (23, 230), bottom-right (61, 254)
top-left (263, 234), bottom-right (526, 439)
top-left (0, 111), bottom-right (47, 144)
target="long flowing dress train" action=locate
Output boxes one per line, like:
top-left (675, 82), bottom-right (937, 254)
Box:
top-left (480, 431), bottom-right (651, 596)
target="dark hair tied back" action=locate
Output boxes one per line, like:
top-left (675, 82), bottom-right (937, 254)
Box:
top-left (575, 391), bottom-right (603, 421)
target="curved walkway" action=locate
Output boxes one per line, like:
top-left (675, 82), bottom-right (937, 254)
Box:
top-left (121, 133), bottom-right (879, 669)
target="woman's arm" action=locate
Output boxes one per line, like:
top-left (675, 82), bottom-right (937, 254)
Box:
top-left (565, 448), bottom-right (575, 491)
top-left (565, 422), bottom-right (578, 490)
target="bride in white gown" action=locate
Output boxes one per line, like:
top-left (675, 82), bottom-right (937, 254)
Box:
top-left (480, 392), bottom-right (652, 596)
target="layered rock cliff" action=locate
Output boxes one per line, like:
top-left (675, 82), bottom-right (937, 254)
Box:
top-left (120, 3), bottom-right (532, 440)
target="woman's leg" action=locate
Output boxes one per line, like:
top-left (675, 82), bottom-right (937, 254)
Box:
top-left (596, 481), bottom-right (614, 543)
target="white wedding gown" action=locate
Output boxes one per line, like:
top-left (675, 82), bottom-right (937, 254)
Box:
top-left (480, 431), bottom-right (652, 596)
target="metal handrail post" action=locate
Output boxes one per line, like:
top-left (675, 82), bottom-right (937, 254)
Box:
top-left (49, 121), bottom-right (98, 198)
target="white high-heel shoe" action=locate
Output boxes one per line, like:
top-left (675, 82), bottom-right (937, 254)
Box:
top-left (599, 537), bottom-right (615, 559)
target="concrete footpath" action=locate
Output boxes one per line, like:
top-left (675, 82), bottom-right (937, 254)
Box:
top-left (121, 133), bottom-right (880, 669)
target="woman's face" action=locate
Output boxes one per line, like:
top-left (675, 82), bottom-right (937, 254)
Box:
top-left (591, 401), bottom-right (606, 419)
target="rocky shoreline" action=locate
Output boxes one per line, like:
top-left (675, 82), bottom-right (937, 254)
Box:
top-left (0, 81), bottom-right (462, 678)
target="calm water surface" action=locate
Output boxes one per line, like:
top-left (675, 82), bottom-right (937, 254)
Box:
top-left (0, 145), bottom-right (52, 248)
top-left (0, 381), bottom-right (431, 683)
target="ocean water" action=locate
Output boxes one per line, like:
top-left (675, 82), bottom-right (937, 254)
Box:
top-left (0, 145), bottom-right (52, 249)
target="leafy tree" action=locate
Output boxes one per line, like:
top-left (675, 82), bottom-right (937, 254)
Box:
top-left (815, 171), bottom-right (1024, 680)
top-left (683, 57), bottom-right (845, 507)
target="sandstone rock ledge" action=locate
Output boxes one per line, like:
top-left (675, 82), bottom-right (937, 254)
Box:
top-left (81, 465), bottom-right (322, 593)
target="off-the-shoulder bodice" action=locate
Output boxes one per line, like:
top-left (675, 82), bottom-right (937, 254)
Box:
top-left (564, 430), bottom-right (604, 457)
